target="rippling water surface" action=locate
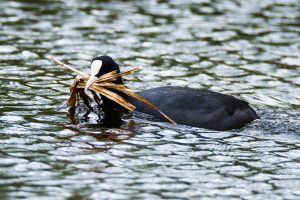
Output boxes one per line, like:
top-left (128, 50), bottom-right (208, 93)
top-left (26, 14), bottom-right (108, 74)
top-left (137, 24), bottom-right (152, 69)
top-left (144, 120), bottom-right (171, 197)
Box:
top-left (0, 0), bottom-right (300, 199)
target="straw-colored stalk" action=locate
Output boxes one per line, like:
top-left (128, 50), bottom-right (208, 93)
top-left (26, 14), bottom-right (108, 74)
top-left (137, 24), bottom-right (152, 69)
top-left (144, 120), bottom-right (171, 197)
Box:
top-left (50, 56), bottom-right (176, 124)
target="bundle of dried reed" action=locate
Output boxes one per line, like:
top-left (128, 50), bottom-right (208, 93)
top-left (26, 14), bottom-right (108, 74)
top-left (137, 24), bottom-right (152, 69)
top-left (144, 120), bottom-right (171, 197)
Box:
top-left (50, 56), bottom-right (176, 124)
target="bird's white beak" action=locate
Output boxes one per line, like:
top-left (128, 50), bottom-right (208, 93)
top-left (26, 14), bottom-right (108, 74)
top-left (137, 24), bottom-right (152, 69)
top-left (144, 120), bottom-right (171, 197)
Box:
top-left (84, 60), bottom-right (102, 94)
top-left (84, 76), bottom-right (98, 94)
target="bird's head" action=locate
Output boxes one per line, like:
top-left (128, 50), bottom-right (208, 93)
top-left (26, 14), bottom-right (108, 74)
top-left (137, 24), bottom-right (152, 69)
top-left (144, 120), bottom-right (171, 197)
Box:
top-left (84, 56), bottom-right (123, 94)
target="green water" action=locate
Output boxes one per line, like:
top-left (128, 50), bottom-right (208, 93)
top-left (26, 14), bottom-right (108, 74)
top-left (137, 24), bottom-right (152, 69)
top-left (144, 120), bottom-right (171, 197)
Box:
top-left (0, 0), bottom-right (299, 199)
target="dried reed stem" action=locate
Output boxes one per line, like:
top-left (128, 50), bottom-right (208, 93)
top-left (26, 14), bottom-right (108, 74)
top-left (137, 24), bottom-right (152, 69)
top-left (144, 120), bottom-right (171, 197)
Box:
top-left (51, 56), bottom-right (176, 124)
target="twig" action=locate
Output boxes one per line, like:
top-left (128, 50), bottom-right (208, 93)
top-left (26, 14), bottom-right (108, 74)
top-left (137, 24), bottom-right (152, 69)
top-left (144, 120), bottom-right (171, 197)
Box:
top-left (50, 56), bottom-right (88, 77)
top-left (50, 56), bottom-right (177, 124)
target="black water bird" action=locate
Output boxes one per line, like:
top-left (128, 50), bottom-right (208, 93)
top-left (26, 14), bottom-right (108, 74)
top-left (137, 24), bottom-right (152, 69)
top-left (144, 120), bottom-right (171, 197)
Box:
top-left (84, 55), bottom-right (259, 131)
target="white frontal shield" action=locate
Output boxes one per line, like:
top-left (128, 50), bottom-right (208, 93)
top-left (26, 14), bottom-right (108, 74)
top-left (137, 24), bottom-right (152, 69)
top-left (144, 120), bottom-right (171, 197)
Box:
top-left (84, 60), bottom-right (102, 94)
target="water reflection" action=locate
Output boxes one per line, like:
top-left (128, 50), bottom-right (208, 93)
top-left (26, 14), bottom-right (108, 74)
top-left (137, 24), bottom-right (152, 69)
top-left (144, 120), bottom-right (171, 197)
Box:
top-left (0, 0), bottom-right (300, 199)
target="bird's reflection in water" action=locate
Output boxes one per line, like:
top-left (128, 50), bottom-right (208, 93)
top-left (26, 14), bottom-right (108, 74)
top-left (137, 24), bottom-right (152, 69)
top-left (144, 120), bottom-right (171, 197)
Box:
top-left (67, 104), bottom-right (137, 144)
top-left (68, 103), bottom-right (124, 127)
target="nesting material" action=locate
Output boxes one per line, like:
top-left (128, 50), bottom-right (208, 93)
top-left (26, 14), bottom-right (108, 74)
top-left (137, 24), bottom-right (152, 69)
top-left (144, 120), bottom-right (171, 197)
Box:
top-left (50, 56), bottom-right (176, 124)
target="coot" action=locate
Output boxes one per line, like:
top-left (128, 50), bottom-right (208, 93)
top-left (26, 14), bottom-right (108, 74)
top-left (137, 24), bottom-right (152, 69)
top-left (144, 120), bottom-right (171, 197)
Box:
top-left (84, 55), bottom-right (259, 131)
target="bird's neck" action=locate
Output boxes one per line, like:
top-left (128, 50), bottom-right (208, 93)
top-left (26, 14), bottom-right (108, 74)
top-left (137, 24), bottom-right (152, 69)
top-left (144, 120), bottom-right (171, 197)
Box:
top-left (101, 89), bottom-right (128, 110)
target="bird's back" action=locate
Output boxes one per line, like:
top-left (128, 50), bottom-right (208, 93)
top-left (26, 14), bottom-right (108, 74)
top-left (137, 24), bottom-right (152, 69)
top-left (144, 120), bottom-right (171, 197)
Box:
top-left (128, 86), bottom-right (258, 130)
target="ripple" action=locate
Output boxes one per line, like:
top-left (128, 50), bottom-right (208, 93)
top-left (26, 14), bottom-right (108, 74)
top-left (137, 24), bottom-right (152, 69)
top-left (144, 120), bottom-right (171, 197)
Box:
top-left (0, 115), bottom-right (24, 123)
top-left (174, 54), bottom-right (199, 63)
top-left (281, 57), bottom-right (300, 67)
top-left (0, 45), bottom-right (18, 53)
top-left (0, 0), bottom-right (300, 199)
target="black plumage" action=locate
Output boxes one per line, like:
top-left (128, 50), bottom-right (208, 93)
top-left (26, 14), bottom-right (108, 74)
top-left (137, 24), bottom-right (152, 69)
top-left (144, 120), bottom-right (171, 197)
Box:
top-left (91, 56), bottom-right (259, 131)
